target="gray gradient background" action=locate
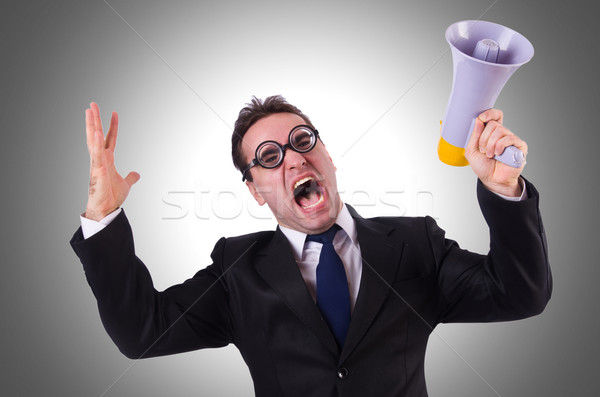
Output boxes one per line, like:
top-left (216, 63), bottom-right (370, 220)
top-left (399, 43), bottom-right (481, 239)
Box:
top-left (1, 0), bottom-right (597, 395)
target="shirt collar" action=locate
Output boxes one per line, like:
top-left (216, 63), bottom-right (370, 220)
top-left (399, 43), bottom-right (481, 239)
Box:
top-left (279, 203), bottom-right (357, 260)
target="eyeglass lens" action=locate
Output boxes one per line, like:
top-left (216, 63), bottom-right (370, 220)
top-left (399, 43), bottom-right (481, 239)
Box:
top-left (256, 127), bottom-right (316, 168)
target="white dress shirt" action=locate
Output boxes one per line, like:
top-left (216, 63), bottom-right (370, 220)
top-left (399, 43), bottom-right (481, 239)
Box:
top-left (279, 204), bottom-right (362, 312)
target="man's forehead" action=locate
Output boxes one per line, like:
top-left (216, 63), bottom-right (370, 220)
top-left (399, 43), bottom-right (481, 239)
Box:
top-left (243, 113), bottom-right (307, 148)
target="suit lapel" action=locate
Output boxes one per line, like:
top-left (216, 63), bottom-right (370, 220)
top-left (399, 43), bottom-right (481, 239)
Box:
top-left (254, 227), bottom-right (340, 357)
top-left (340, 206), bottom-right (405, 363)
top-left (252, 207), bottom-right (404, 361)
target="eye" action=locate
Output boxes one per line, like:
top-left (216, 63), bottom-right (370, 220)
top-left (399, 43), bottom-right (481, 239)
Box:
top-left (258, 145), bottom-right (282, 167)
top-left (292, 129), bottom-right (314, 151)
top-left (263, 154), bottom-right (279, 165)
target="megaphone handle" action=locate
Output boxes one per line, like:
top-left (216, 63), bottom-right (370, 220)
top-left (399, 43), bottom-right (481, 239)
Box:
top-left (494, 145), bottom-right (525, 168)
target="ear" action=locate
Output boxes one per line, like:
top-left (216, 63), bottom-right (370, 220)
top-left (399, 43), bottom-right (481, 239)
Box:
top-left (246, 180), bottom-right (266, 206)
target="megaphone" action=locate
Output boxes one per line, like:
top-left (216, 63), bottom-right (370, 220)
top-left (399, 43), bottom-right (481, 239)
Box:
top-left (438, 20), bottom-right (534, 167)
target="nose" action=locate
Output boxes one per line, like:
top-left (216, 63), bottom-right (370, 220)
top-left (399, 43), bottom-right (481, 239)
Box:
top-left (284, 149), bottom-right (307, 170)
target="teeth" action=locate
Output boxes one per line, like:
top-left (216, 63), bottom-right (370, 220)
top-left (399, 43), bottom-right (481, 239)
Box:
top-left (293, 176), bottom-right (314, 190)
top-left (302, 194), bottom-right (324, 209)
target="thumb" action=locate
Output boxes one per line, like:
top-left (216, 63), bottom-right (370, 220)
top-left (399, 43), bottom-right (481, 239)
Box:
top-left (125, 171), bottom-right (141, 187)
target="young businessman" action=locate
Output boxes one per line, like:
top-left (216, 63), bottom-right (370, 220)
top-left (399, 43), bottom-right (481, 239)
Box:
top-left (71, 96), bottom-right (551, 396)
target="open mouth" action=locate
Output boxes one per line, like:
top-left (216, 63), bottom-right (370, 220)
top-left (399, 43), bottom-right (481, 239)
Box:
top-left (293, 176), bottom-right (325, 209)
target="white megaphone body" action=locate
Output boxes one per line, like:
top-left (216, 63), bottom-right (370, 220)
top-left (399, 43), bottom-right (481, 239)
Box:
top-left (438, 20), bottom-right (534, 167)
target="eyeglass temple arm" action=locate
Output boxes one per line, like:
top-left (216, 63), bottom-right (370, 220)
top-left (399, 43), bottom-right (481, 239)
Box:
top-left (241, 159), bottom-right (258, 182)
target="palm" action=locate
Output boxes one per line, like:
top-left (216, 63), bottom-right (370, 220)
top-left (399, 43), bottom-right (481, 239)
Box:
top-left (467, 150), bottom-right (521, 191)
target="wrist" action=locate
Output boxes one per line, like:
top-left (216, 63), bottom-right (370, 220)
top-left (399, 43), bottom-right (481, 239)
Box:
top-left (84, 206), bottom-right (118, 221)
top-left (481, 177), bottom-right (522, 197)
top-left (83, 210), bottom-right (106, 222)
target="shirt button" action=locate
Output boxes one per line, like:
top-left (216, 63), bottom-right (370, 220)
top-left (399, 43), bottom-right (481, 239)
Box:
top-left (337, 367), bottom-right (349, 379)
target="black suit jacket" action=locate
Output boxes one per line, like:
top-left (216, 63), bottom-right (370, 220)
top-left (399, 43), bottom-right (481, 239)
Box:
top-left (70, 179), bottom-right (551, 396)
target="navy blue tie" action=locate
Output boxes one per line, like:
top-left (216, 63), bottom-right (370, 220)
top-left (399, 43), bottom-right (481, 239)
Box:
top-left (307, 225), bottom-right (351, 347)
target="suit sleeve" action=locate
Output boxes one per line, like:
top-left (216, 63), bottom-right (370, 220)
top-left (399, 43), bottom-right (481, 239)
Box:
top-left (70, 210), bottom-right (232, 359)
top-left (431, 178), bottom-right (552, 323)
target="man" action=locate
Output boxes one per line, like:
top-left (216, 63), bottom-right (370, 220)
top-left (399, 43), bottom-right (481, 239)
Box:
top-left (71, 96), bottom-right (551, 396)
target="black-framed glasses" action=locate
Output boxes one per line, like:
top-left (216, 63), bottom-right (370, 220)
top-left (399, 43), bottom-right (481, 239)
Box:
top-left (241, 125), bottom-right (320, 182)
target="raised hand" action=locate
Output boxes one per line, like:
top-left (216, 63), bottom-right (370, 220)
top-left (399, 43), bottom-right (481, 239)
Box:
top-left (84, 102), bottom-right (140, 221)
top-left (465, 109), bottom-right (527, 197)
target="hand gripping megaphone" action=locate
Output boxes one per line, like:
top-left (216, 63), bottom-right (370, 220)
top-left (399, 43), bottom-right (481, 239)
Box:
top-left (438, 20), bottom-right (534, 167)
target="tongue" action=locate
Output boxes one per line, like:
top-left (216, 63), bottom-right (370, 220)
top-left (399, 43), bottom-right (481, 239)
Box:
top-left (297, 190), bottom-right (321, 208)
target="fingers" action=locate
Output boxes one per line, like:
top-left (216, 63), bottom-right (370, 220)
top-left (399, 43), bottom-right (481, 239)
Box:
top-left (85, 108), bottom-right (94, 154)
top-left (477, 118), bottom-right (527, 160)
top-left (90, 102), bottom-right (104, 134)
top-left (125, 171), bottom-right (141, 187)
top-left (476, 109), bottom-right (507, 157)
top-left (476, 108), bottom-right (504, 156)
top-left (481, 120), bottom-right (504, 157)
top-left (88, 103), bottom-right (119, 152)
top-left (86, 107), bottom-right (105, 170)
top-left (86, 102), bottom-right (119, 167)
top-left (478, 108), bottom-right (503, 124)
top-left (495, 134), bottom-right (528, 159)
top-left (466, 109), bottom-right (527, 161)
top-left (88, 102), bottom-right (102, 159)
top-left (90, 102), bottom-right (106, 154)
top-left (105, 111), bottom-right (119, 151)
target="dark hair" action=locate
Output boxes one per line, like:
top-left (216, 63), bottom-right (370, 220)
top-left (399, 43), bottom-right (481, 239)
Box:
top-left (231, 95), bottom-right (314, 182)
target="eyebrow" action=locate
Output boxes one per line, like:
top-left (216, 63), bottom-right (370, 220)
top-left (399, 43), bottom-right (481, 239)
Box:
top-left (260, 146), bottom-right (280, 158)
